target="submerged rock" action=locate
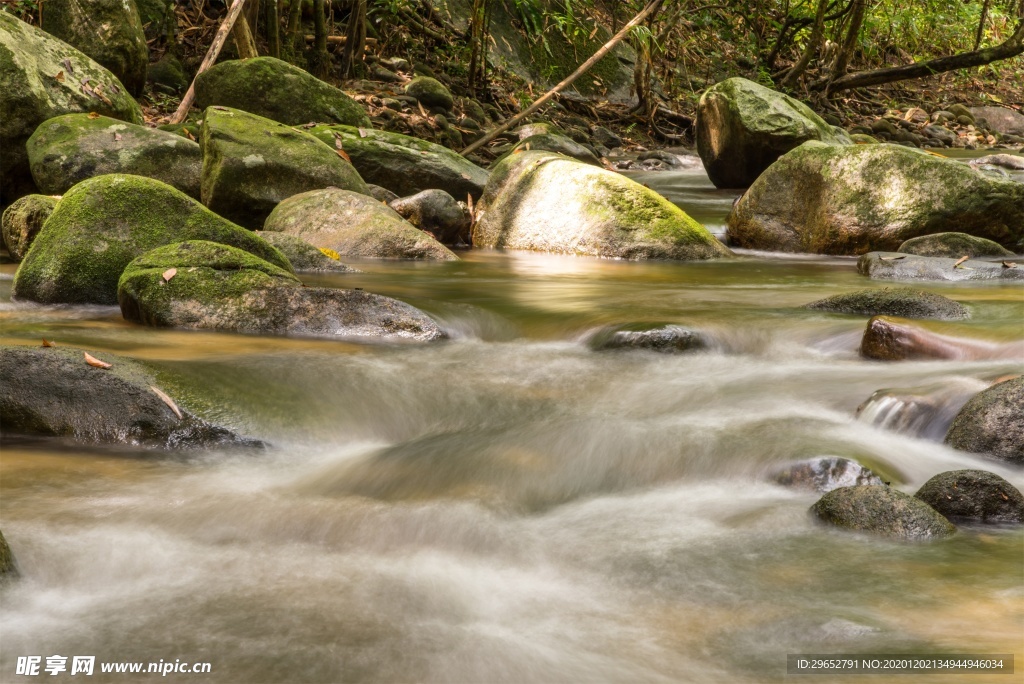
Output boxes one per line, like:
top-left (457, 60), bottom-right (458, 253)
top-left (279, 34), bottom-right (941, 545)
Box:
top-left (858, 252), bottom-right (1024, 282)
top-left (945, 377), bottom-right (1024, 465)
top-left (696, 77), bottom-right (851, 188)
top-left (810, 485), bottom-right (956, 540)
top-left (589, 324), bottom-right (711, 353)
top-left (896, 232), bottom-right (1015, 259)
top-left (859, 316), bottom-right (1023, 362)
top-left (0, 345), bottom-right (261, 449)
top-left (473, 151), bottom-right (732, 260)
top-left (389, 189), bottom-right (471, 245)
top-left (200, 107), bottom-right (368, 229)
top-left (805, 287), bottom-right (969, 320)
top-left (772, 457), bottom-right (883, 493)
top-left (2, 195), bottom-right (58, 262)
top-left (257, 232), bottom-right (358, 272)
top-left (0, 529), bottom-right (17, 581)
top-left (915, 470), bottom-right (1024, 524)
top-left (118, 241), bottom-right (446, 342)
top-left (12, 174), bottom-right (290, 305)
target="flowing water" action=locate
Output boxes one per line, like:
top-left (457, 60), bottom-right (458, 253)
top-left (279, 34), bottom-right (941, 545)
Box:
top-left (1, 154), bottom-right (1023, 683)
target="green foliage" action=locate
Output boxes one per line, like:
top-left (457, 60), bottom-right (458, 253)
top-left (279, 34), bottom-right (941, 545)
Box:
top-left (2, 0), bottom-right (40, 24)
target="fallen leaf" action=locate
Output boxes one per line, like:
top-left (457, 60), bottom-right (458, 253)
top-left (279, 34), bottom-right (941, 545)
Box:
top-left (61, 57), bottom-right (74, 75)
top-left (1003, 261), bottom-right (1017, 269)
top-left (953, 255), bottom-right (970, 268)
top-left (332, 131), bottom-right (344, 149)
top-left (358, 128), bottom-right (371, 138)
top-left (162, 268), bottom-right (177, 282)
top-left (589, 25), bottom-right (599, 40)
top-left (150, 385), bottom-right (183, 420)
top-left (301, 122), bottom-right (317, 128)
top-left (418, 102), bottom-right (428, 118)
top-left (55, 70), bottom-right (65, 82)
top-left (84, 352), bottom-right (112, 369)
top-left (41, 338), bottom-right (54, 347)
top-left (319, 247), bottom-right (341, 261)
top-left (87, 111), bottom-right (100, 119)
top-left (460, 173), bottom-right (471, 180)
top-left (336, 149), bottom-right (351, 163)
top-left (184, 130), bottom-right (196, 141)
top-left (113, 132), bottom-right (122, 142)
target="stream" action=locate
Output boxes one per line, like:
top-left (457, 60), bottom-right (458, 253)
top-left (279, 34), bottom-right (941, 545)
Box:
top-left (1, 151), bottom-right (1022, 683)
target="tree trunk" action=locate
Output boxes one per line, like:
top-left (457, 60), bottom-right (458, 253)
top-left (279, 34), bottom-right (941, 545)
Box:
top-left (232, 14), bottom-right (259, 59)
top-left (340, 0), bottom-right (367, 78)
top-left (265, 0), bottom-right (280, 58)
top-left (974, 0), bottom-right (991, 50)
top-left (285, 0), bottom-right (304, 54)
top-left (828, 0), bottom-right (865, 79)
top-left (308, 0), bottom-right (330, 77)
top-left (780, 0), bottom-right (829, 88)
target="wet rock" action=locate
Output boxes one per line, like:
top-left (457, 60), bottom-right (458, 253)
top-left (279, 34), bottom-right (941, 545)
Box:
top-left (0, 528), bottom-right (16, 581)
top-left (473, 151), bottom-right (732, 260)
top-left (257, 232), bottom-right (358, 272)
top-left (728, 142), bottom-right (1024, 254)
top-left (118, 241), bottom-right (445, 342)
top-left (772, 457), bottom-right (883, 493)
top-left (638, 150), bottom-right (684, 168)
top-left (506, 134), bottom-right (602, 166)
top-left (805, 287), bottom-right (969, 320)
top-left (264, 188), bottom-right (456, 260)
top-left (810, 485), bottom-right (956, 540)
top-left (970, 154), bottom-right (1024, 171)
top-left (2, 195), bottom-right (57, 262)
top-left (589, 324), bottom-right (711, 353)
top-left (146, 53), bottom-right (188, 94)
top-left (856, 380), bottom-right (987, 441)
top-left (0, 344), bottom-right (261, 449)
top-left (405, 76), bottom-right (453, 110)
top-left (12, 174), bottom-right (290, 305)
top-left (591, 126), bottom-right (623, 149)
top-left (896, 232), bottom-right (1014, 259)
top-left (200, 107), bottom-right (368, 229)
top-left (947, 104), bottom-right (974, 121)
top-left (366, 184), bottom-right (400, 203)
top-left (307, 125), bottom-right (489, 200)
top-left (27, 113), bottom-right (201, 198)
top-left (922, 125), bottom-right (955, 146)
top-left (915, 470), bottom-right (1024, 524)
top-left (194, 57), bottom-right (370, 128)
top-left (858, 252), bottom-right (1024, 282)
top-left (389, 189), bottom-right (471, 245)
top-left (945, 377), bottom-right (1024, 465)
top-left (968, 106), bottom-right (1024, 136)
top-left (860, 316), bottom-right (1023, 361)
top-left (696, 77), bottom-right (851, 188)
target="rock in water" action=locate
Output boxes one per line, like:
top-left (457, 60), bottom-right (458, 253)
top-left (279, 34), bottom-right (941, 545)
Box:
top-left (306, 125), bottom-right (489, 200)
top-left (12, 174), bottom-right (291, 305)
top-left (118, 241), bottom-right (446, 342)
top-left (194, 57), bottom-right (371, 128)
top-left (473, 151), bottom-right (732, 260)
top-left (696, 77), bottom-right (851, 188)
top-left (915, 470), bottom-right (1024, 524)
top-left (28, 113), bottom-right (202, 198)
top-left (772, 457), bottom-right (883, 493)
top-left (0, 529), bottom-right (17, 581)
top-left (257, 232), bottom-right (358, 272)
top-left (2, 195), bottom-right (58, 262)
top-left (727, 142), bottom-right (1024, 254)
top-left (0, 12), bottom-right (143, 203)
top-left (810, 485), bottom-right (956, 540)
top-left (389, 190), bottom-right (471, 245)
top-left (588, 324), bottom-right (711, 353)
top-left (805, 287), bottom-right (969, 320)
top-left (264, 189), bottom-right (457, 260)
top-left (855, 380), bottom-right (987, 441)
top-left (200, 107), bottom-right (368, 229)
top-left (858, 252), bottom-right (1024, 282)
top-left (404, 76), bottom-right (454, 110)
top-left (859, 316), bottom-right (1023, 361)
top-left (945, 377), bottom-right (1024, 465)
top-left (0, 345), bottom-right (261, 449)
top-left (896, 232), bottom-right (1015, 258)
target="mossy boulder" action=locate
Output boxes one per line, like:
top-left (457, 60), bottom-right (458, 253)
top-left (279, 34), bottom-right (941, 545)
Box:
top-left (810, 485), bottom-right (956, 540)
top-left (588, 323), bottom-right (711, 353)
top-left (772, 457), bottom-right (883, 493)
top-left (41, 0), bottom-right (148, 96)
top-left (915, 470), bottom-right (1024, 524)
top-left (897, 232), bottom-right (1015, 258)
top-left (0, 12), bottom-right (143, 203)
top-left (306, 124), bottom-right (489, 200)
top-left (28, 113), bottom-right (201, 198)
top-left (805, 287), bottom-right (969, 320)
top-left (0, 344), bottom-right (262, 448)
top-left (405, 76), bottom-right (453, 110)
top-left (119, 241), bottom-right (446, 342)
top-left (12, 174), bottom-right (291, 305)
top-left (265, 189), bottom-right (456, 260)
top-left (200, 107), bottom-right (368, 229)
top-left (945, 377), bottom-right (1024, 465)
top-left (0, 528), bottom-right (16, 581)
top-left (727, 142), bottom-right (1024, 254)
top-left (389, 189), bottom-right (471, 245)
top-left (2, 194), bottom-right (58, 262)
top-left (504, 134), bottom-right (601, 166)
top-left (146, 53), bottom-right (188, 94)
top-left (858, 252), bottom-right (1024, 282)
top-left (696, 77), bottom-right (851, 188)
top-left (473, 151), bottom-right (732, 260)
top-left (257, 232), bottom-right (358, 272)
top-left (193, 57), bottom-right (371, 127)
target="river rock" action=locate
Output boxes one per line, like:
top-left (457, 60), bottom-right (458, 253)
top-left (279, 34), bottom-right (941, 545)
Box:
top-left (772, 457), bottom-right (883, 493)
top-left (473, 151), bottom-right (732, 260)
top-left (200, 107), bottom-right (368, 229)
top-left (805, 287), bottom-right (969, 320)
top-left (0, 344), bottom-right (261, 449)
top-left (589, 324), bottom-right (711, 353)
top-left (915, 470), bottom-right (1024, 524)
top-left (12, 174), bottom-right (290, 305)
top-left (945, 377), bottom-right (1024, 465)
top-left (855, 380), bottom-right (987, 441)
top-left (0, 12), bottom-right (143, 203)
top-left (306, 125), bottom-right (489, 200)
top-left (858, 252), bottom-right (1024, 282)
top-left (695, 77), bottom-right (851, 188)
top-left (367, 184), bottom-right (400, 203)
top-left (27, 113), bottom-right (201, 198)
top-left (969, 106), bottom-right (1024, 136)
top-left (264, 188), bottom-right (457, 260)
top-left (118, 241), bottom-right (445, 342)
top-left (859, 316), bottom-right (1022, 361)
top-left (727, 142), bottom-right (1024, 254)
top-left (257, 232), bottom-right (358, 272)
top-left (389, 190), bottom-right (471, 245)
top-left (193, 57), bottom-right (371, 128)
top-left (0, 528), bottom-right (16, 580)
top-left (2, 195), bottom-right (58, 262)
top-left (41, 0), bottom-right (147, 96)
top-left (970, 154), bottom-right (1024, 171)
top-left (506, 134), bottom-right (601, 166)
top-left (810, 485), bottom-right (956, 540)
top-left (405, 76), bottom-right (453, 110)
top-left (147, 53), bottom-right (188, 94)
top-left (896, 232), bottom-right (1014, 259)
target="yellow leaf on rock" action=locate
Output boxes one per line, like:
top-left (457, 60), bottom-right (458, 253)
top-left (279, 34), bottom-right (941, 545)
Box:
top-left (162, 268), bottom-right (177, 282)
top-left (150, 385), bottom-right (183, 420)
top-left (84, 352), bottom-right (112, 369)
top-left (319, 247), bottom-right (341, 261)
top-left (87, 112), bottom-right (100, 119)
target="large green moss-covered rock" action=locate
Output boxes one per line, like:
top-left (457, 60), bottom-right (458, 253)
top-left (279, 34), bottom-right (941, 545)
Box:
top-left (264, 189), bottom-right (457, 260)
top-left (119, 241), bottom-right (446, 341)
top-left (2, 194), bottom-right (58, 262)
top-left (727, 142), bottom-right (1024, 254)
top-left (28, 113), bottom-right (201, 198)
top-left (405, 76), bottom-right (453, 110)
top-left (12, 174), bottom-right (291, 305)
top-left (474, 151), bottom-right (732, 260)
top-left (696, 77), bottom-right (851, 188)
top-left (41, 0), bottom-right (148, 96)
top-left (945, 377), bottom-right (1024, 465)
top-left (0, 12), bottom-right (143, 203)
top-left (194, 57), bottom-right (371, 127)
top-left (504, 134), bottom-right (601, 166)
top-left (897, 232), bottom-right (1015, 258)
top-left (811, 485), bottom-right (956, 540)
top-left (200, 107), bottom-right (368, 229)
top-left (306, 124), bottom-right (489, 200)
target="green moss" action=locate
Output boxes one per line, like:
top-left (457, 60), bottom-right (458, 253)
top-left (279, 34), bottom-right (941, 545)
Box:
top-left (2, 194), bottom-right (58, 261)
